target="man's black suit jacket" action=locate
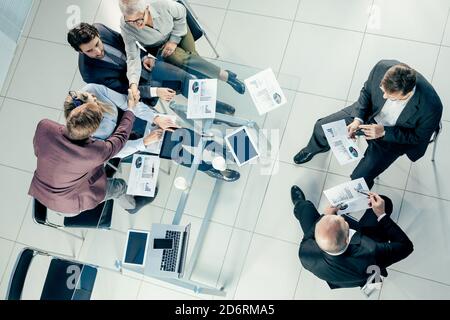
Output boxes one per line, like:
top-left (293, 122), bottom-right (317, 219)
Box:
top-left (78, 23), bottom-right (146, 95)
top-left (299, 212), bottom-right (414, 289)
top-left (349, 59), bottom-right (443, 162)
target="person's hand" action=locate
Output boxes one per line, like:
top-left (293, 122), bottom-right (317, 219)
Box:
top-left (129, 83), bottom-right (140, 103)
top-left (368, 192), bottom-right (385, 217)
top-left (143, 56), bottom-right (156, 71)
top-left (156, 88), bottom-right (176, 102)
top-left (143, 129), bottom-right (164, 146)
top-left (162, 41), bottom-right (177, 57)
top-left (154, 115), bottom-right (180, 132)
top-left (347, 119), bottom-right (362, 139)
top-left (359, 124), bottom-right (385, 140)
top-left (324, 205), bottom-right (339, 215)
top-left (127, 88), bottom-right (139, 110)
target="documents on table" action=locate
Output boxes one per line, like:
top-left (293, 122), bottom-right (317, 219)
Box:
top-left (244, 68), bottom-right (287, 115)
top-left (323, 178), bottom-right (370, 215)
top-left (144, 115), bottom-right (177, 155)
top-left (187, 79), bottom-right (217, 119)
top-left (322, 119), bottom-right (363, 165)
top-left (127, 154), bottom-right (160, 197)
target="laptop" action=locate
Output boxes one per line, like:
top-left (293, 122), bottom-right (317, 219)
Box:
top-left (146, 223), bottom-right (191, 279)
top-left (225, 126), bottom-right (260, 166)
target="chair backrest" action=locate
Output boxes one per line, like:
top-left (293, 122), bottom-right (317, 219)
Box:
top-left (32, 198), bottom-right (48, 226)
top-left (40, 258), bottom-right (97, 300)
top-left (178, 0), bottom-right (204, 41)
top-left (430, 121), bottom-right (442, 143)
top-left (6, 248), bottom-right (36, 300)
top-left (63, 199), bottom-right (114, 229)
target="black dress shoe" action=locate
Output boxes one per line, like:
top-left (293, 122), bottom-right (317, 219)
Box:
top-left (216, 101), bottom-right (236, 115)
top-left (293, 147), bottom-right (330, 164)
top-left (291, 185), bottom-right (306, 206)
top-left (126, 188), bottom-right (158, 215)
top-left (205, 168), bottom-right (240, 182)
top-left (226, 70), bottom-right (245, 94)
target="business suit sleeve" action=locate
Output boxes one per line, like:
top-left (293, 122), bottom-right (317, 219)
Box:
top-left (120, 24), bottom-right (142, 86)
top-left (374, 217), bottom-right (414, 268)
top-left (383, 104), bottom-right (442, 145)
top-left (353, 63), bottom-right (379, 122)
top-left (100, 110), bottom-right (135, 161)
top-left (166, 0), bottom-right (187, 44)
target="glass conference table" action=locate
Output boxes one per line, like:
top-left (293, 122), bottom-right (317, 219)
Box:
top-left (69, 60), bottom-right (301, 299)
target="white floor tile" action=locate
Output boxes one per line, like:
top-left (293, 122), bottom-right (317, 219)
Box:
top-left (234, 234), bottom-right (301, 299)
top-left (0, 99), bottom-right (60, 172)
top-left (255, 163), bottom-right (327, 243)
top-left (0, 167), bottom-right (33, 241)
top-left (110, 203), bottom-right (164, 234)
top-left (22, 0), bottom-right (42, 37)
top-left (347, 34), bottom-right (440, 101)
top-left (91, 269), bottom-right (141, 300)
top-left (29, 0), bottom-right (102, 44)
top-left (368, 0), bottom-right (450, 44)
top-left (279, 93), bottom-right (347, 171)
top-left (406, 121), bottom-right (450, 200)
top-left (214, 229), bottom-right (252, 299)
top-left (392, 192), bottom-right (450, 285)
top-left (1, 37), bottom-right (27, 97)
top-left (138, 280), bottom-right (201, 300)
top-left (190, 5), bottom-right (226, 59)
top-left (281, 23), bottom-right (363, 100)
top-left (442, 12), bottom-right (450, 46)
top-left (7, 38), bottom-right (78, 108)
top-left (94, 0), bottom-right (122, 32)
top-left (295, 269), bottom-right (380, 300)
top-left (229, 0), bottom-right (300, 20)
top-left (189, 0), bottom-right (230, 10)
top-left (217, 11), bottom-right (292, 70)
top-left (16, 203), bottom-right (84, 258)
top-left (380, 270), bottom-right (450, 299)
top-left (0, 238), bottom-right (15, 287)
top-left (70, 69), bottom-right (87, 91)
top-left (296, 0), bottom-right (372, 32)
top-left (431, 46), bottom-right (450, 122)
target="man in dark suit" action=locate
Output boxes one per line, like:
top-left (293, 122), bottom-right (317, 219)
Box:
top-left (291, 185), bottom-right (413, 289)
top-left (67, 22), bottom-right (234, 114)
top-left (294, 60), bottom-right (443, 188)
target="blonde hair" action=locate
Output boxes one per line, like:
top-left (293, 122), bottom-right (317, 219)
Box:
top-left (64, 92), bottom-right (115, 140)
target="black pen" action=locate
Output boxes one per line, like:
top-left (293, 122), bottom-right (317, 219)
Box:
top-left (355, 188), bottom-right (370, 197)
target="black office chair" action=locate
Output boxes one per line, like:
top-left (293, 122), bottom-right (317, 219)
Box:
top-left (6, 248), bottom-right (97, 300)
top-left (32, 198), bottom-right (114, 241)
top-left (178, 0), bottom-right (220, 58)
top-left (430, 121), bottom-right (442, 162)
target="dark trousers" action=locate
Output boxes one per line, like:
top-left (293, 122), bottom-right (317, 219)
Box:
top-left (293, 199), bottom-right (390, 242)
top-left (304, 107), bottom-right (405, 189)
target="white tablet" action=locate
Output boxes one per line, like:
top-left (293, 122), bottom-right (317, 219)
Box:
top-left (122, 229), bottom-right (150, 267)
top-left (225, 127), bottom-right (260, 167)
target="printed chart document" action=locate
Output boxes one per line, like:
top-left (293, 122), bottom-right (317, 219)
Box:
top-left (127, 154), bottom-right (160, 197)
top-left (144, 115), bottom-right (177, 155)
top-left (187, 79), bottom-right (217, 119)
top-left (244, 68), bottom-right (287, 115)
top-left (322, 119), bottom-right (363, 165)
top-left (323, 178), bottom-right (370, 215)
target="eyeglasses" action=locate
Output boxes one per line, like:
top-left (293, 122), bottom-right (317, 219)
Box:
top-left (125, 11), bottom-right (146, 26)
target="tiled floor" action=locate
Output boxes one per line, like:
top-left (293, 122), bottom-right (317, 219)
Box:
top-left (1, 0), bottom-right (450, 300)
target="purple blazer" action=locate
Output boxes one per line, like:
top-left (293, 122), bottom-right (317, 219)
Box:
top-left (28, 111), bottom-right (135, 214)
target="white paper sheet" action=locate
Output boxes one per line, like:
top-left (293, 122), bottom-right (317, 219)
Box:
top-left (323, 178), bottom-right (370, 215)
top-left (126, 154), bottom-right (160, 197)
top-left (187, 79), bottom-right (217, 119)
top-left (244, 68), bottom-right (287, 115)
top-left (322, 119), bottom-right (363, 165)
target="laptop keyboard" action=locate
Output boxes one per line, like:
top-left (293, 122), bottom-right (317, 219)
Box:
top-left (160, 231), bottom-right (181, 272)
